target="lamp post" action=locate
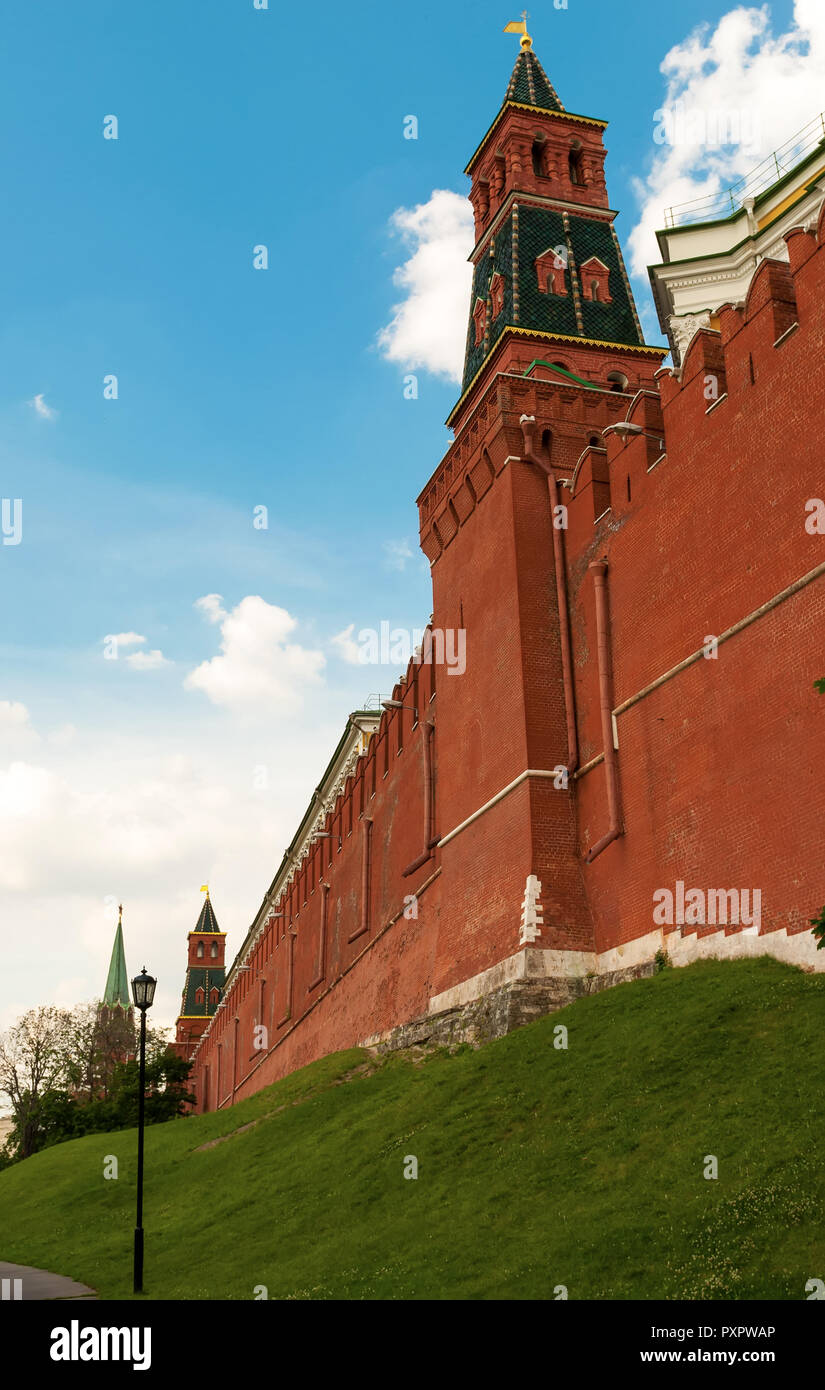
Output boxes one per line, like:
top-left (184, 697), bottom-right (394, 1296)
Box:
top-left (130, 965), bottom-right (156, 1295)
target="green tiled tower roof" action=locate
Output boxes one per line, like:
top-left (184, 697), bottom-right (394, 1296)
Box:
top-left (193, 893), bottom-right (221, 934)
top-left (181, 966), bottom-right (223, 1018)
top-left (461, 206), bottom-right (645, 391)
top-left (503, 46), bottom-right (565, 112)
top-left (103, 907), bottom-right (131, 1010)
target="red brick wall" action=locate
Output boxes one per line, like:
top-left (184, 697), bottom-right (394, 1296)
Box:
top-left (569, 214), bottom-right (825, 954)
top-left (186, 210), bottom-right (825, 1113)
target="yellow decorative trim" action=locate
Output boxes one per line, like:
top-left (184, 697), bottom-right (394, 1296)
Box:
top-left (507, 100), bottom-right (607, 128)
top-left (756, 165), bottom-right (825, 231)
top-left (505, 325), bottom-right (667, 352)
top-left (447, 325), bottom-right (667, 425)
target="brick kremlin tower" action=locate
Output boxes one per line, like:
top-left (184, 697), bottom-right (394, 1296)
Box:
top-left (452, 20), bottom-right (663, 425)
top-left (418, 18), bottom-right (666, 977)
top-left (174, 888), bottom-right (226, 1062)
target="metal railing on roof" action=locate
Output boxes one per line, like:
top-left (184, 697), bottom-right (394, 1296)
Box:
top-left (663, 111), bottom-right (825, 228)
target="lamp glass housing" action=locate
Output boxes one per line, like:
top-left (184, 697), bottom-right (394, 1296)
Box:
top-left (131, 968), bottom-right (157, 1011)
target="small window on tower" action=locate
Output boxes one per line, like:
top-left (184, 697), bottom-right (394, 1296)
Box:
top-left (210, 988), bottom-right (219, 1006)
top-left (569, 148), bottom-right (583, 185)
top-left (211, 942), bottom-right (218, 959)
top-left (535, 247), bottom-right (568, 297)
top-left (531, 138), bottom-right (544, 177)
top-left (472, 297), bottom-right (488, 346)
top-left (607, 370), bottom-right (628, 393)
top-left (197, 941), bottom-right (204, 959)
top-left (195, 987), bottom-right (205, 1005)
top-left (490, 273), bottom-right (505, 320)
top-left (580, 257), bottom-right (612, 304)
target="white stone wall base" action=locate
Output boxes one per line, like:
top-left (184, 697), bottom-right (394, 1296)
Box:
top-left (427, 925), bottom-right (822, 1016)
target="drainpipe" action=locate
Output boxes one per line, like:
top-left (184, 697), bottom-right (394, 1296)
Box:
top-left (519, 415), bottom-right (578, 775)
top-left (585, 559), bottom-right (622, 862)
top-left (360, 817), bottom-right (373, 935)
top-left (403, 720), bottom-right (438, 876)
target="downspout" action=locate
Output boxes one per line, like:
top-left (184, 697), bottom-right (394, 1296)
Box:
top-left (360, 817), bottom-right (373, 936)
top-left (403, 720), bottom-right (438, 876)
top-left (519, 415), bottom-right (579, 775)
top-left (231, 1016), bottom-right (239, 1102)
top-left (585, 559), bottom-right (622, 862)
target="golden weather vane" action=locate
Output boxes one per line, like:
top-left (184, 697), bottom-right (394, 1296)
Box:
top-left (503, 10), bottom-right (532, 50)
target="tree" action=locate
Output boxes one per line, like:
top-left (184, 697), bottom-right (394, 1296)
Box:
top-left (64, 1001), bottom-right (136, 1102)
top-left (0, 1003), bottom-right (190, 1161)
top-left (0, 1006), bottom-right (73, 1158)
top-left (106, 1047), bottom-right (195, 1129)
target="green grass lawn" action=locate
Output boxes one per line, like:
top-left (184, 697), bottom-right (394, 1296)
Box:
top-left (1, 956), bottom-right (822, 1300)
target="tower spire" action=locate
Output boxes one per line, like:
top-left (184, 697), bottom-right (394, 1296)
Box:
top-left (453, 36), bottom-right (661, 417)
top-left (103, 902), bottom-right (131, 1011)
top-left (502, 29), bottom-right (565, 113)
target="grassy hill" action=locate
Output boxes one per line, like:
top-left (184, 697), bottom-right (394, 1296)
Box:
top-left (0, 956), bottom-right (822, 1300)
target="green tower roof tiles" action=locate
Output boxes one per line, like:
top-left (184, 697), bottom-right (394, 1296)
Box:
top-left (193, 895), bottom-right (222, 934)
top-left (504, 48), bottom-right (565, 113)
top-left (103, 913), bottom-right (131, 1011)
top-left (461, 205), bottom-right (644, 391)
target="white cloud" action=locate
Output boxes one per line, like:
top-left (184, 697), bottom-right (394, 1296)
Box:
top-left (0, 701), bottom-right (40, 757)
top-left (186, 595), bottom-right (325, 710)
top-left (383, 539), bottom-right (414, 572)
top-left (47, 723), bottom-right (77, 747)
top-left (0, 701), bottom-right (31, 729)
top-left (0, 710), bottom-right (348, 1032)
top-left (194, 594), bottom-right (227, 625)
top-left (126, 648), bottom-right (169, 671)
top-left (377, 189), bottom-right (474, 383)
top-left (330, 622), bottom-right (362, 665)
top-left (27, 393), bottom-right (58, 420)
top-left (629, 1), bottom-right (825, 276)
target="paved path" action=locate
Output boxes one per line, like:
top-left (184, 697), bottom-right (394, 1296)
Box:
top-left (0, 1261), bottom-right (97, 1300)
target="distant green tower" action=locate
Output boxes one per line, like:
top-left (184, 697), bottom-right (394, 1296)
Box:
top-left (97, 903), bottom-right (135, 1070)
top-left (102, 903), bottom-right (132, 1014)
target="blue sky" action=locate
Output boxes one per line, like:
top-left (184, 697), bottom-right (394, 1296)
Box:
top-left (0, 0), bottom-right (813, 1034)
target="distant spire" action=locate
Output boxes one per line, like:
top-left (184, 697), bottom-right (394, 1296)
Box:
top-left (194, 889), bottom-right (221, 934)
top-left (103, 904), bottom-right (132, 1010)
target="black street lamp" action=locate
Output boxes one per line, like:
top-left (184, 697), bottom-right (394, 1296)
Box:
top-left (130, 965), bottom-right (156, 1295)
